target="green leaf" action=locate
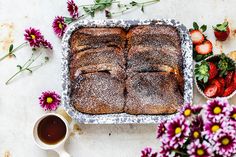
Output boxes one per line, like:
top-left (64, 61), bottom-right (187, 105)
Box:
top-left (16, 65), bottom-right (22, 70)
top-left (9, 44), bottom-right (14, 53)
top-left (214, 21), bottom-right (228, 32)
top-left (203, 76), bottom-right (208, 83)
top-left (26, 68), bottom-right (33, 73)
top-left (64, 17), bottom-right (73, 24)
top-left (130, 1), bottom-right (138, 6)
top-left (141, 5), bottom-right (144, 12)
top-left (200, 25), bottom-right (207, 32)
top-left (193, 22), bottom-right (199, 30)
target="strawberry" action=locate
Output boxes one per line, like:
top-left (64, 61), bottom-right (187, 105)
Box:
top-left (217, 77), bottom-right (225, 88)
top-left (208, 62), bottom-right (218, 80)
top-left (190, 30), bottom-right (204, 45)
top-left (210, 79), bottom-right (223, 96)
top-left (195, 40), bottom-right (213, 55)
top-left (225, 71), bottom-right (234, 87)
top-left (213, 21), bottom-right (230, 41)
top-left (204, 84), bottom-right (218, 98)
top-left (222, 85), bottom-right (235, 97)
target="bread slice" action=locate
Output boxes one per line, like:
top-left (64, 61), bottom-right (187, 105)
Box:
top-left (71, 72), bottom-right (125, 114)
top-left (70, 28), bottom-right (126, 52)
top-left (127, 45), bottom-right (182, 72)
top-left (125, 72), bottom-right (183, 115)
top-left (127, 25), bottom-right (181, 49)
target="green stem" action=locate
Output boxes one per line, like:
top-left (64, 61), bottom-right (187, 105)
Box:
top-left (0, 42), bottom-right (27, 62)
top-left (78, 1), bottom-right (120, 7)
top-left (111, 0), bottom-right (159, 15)
top-left (172, 150), bottom-right (188, 156)
top-left (5, 52), bottom-right (43, 85)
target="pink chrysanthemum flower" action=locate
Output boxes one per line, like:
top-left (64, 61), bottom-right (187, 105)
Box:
top-left (24, 27), bottom-right (43, 48)
top-left (52, 16), bottom-right (67, 38)
top-left (141, 147), bottom-right (157, 157)
top-left (159, 140), bottom-right (176, 157)
top-left (67, 0), bottom-right (79, 19)
top-left (39, 91), bottom-right (61, 111)
top-left (187, 140), bottom-right (213, 157)
top-left (191, 116), bottom-right (204, 140)
top-left (213, 130), bottom-right (236, 157)
top-left (165, 115), bottom-right (190, 148)
top-left (203, 119), bottom-right (226, 139)
top-left (229, 106), bottom-right (236, 124)
top-left (180, 103), bottom-right (193, 118)
top-left (157, 120), bottom-right (166, 138)
top-left (41, 39), bottom-right (53, 49)
top-left (205, 99), bottom-right (229, 121)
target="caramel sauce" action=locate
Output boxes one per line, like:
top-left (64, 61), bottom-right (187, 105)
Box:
top-left (37, 115), bottom-right (66, 145)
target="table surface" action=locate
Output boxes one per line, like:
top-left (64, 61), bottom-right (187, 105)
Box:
top-left (0, 0), bottom-right (236, 156)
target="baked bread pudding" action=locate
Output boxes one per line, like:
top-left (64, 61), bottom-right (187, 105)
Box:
top-left (69, 25), bottom-right (184, 115)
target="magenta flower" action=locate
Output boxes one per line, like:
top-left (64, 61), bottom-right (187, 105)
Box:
top-left (159, 141), bottom-right (176, 157)
top-left (180, 103), bottom-right (193, 117)
top-left (52, 16), bottom-right (67, 38)
top-left (157, 120), bottom-right (166, 138)
top-left (187, 140), bottom-right (213, 157)
top-left (229, 107), bottom-right (236, 122)
top-left (165, 115), bottom-right (190, 148)
top-left (191, 116), bottom-right (204, 140)
top-left (203, 119), bottom-right (225, 138)
top-left (213, 130), bottom-right (236, 157)
top-left (39, 91), bottom-right (61, 111)
top-left (24, 27), bottom-right (43, 48)
top-left (205, 99), bottom-right (229, 121)
top-left (141, 147), bottom-right (157, 157)
top-left (67, 0), bottom-right (79, 19)
top-left (41, 39), bottom-right (53, 49)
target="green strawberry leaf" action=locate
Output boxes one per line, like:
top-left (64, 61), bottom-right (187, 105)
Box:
top-left (200, 25), bottom-right (207, 32)
top-left (214, 21), bottom-right (228, 32)
top-left (193, 22), bottom-right (199, 30)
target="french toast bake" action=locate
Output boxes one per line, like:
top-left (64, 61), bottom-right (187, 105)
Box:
top-left (69, 25), bottom-right (184, 115)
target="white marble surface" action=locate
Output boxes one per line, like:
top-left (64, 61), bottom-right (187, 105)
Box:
top-left (0, 0), bottom-right (236, 156)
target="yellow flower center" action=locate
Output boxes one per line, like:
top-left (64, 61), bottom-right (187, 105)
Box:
top-left (232, 113), bottom-right (236, 119)
top-left (196, 148), bottom-right (204, 156)
top-left (31, 34), bottom-right (36, 39)
top-left (213, 106), bottom-right (222, 114)
top-left (46, 97), bottom-right (53, 104)
top-left (211, 125), bottom-right (220, 133)
top-left (59, 23), bottom-right (63, 29)
top-left (222, 138), bottom-right (230, 145)
top-left (175, 127), bottom-right (182, 134)
top-left (193, 131), bottom-right (200, 138)
top-left (184, 109), bottom-right (191, 117)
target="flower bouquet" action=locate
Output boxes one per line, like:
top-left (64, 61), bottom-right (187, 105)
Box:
top-left (142, 99), bottom-right (236, 157)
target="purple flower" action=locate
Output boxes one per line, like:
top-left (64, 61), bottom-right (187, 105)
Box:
top-left (141, 147), bottom-right (157, 157)
top-left (67, 0), bottom-right (79, 19)
top-left (39, 91), bottom-right (61, 111)
top-left (41, 39), bottom-right (53, 49)
top-left (229, 107), bottom-right (236, 122)
top-left (205, 99), bottom-right (229, 121)
top-left (24, 27), bottom-right (43, 48)
top-left (52, 16), bottom-right (67, 38)
top-left (157, 121), bottom-right (166, 138)
top-left (159, 141), bottom-right (176, 157)
top-left (203, 119), bottom-right (225, 138)
top-left (187, 140), bottom-right (213, 157)
top-left (190, 116), bottom-right (204, 140)
top-left (165, 115), bottom-right (190, 148)
top-left (213, 130), bottom-right (236, 157)
top-left (180, 103), bottom-right (193, 117)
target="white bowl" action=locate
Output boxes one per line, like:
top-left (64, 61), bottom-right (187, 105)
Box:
top-left (194, 54), bottom-right (236, 100)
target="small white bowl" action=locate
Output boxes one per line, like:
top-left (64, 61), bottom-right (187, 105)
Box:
top-left (194, 54), bottom-right (236, 100)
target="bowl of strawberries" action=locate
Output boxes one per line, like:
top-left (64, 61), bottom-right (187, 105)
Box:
top-left (194, 53), bottom-right (236, 99)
